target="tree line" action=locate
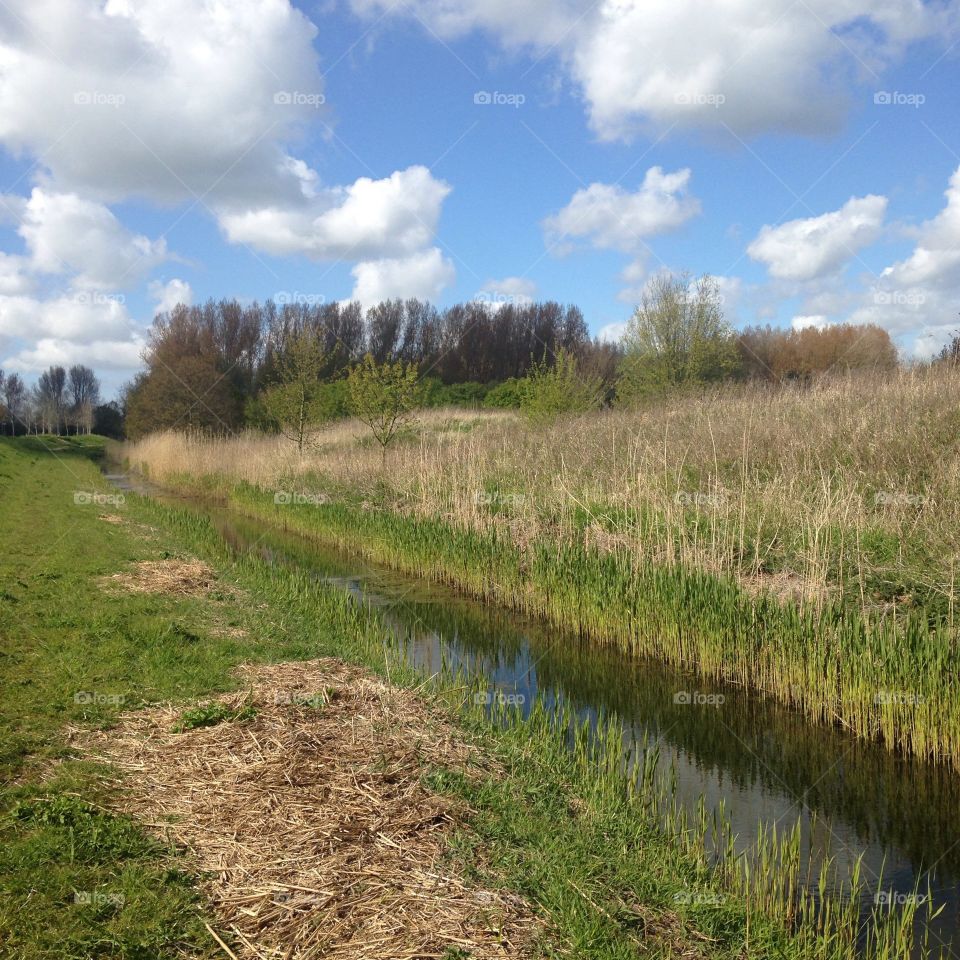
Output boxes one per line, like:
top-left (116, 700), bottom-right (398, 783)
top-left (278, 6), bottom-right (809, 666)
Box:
top-left (121, 282), bottom-right (913, 437)
top-left (0, 365), bottom-right (120, 436)
top-left (122, 297), bottom-right (608, 437)
top-left (0, 276), bottom-right (921, 442)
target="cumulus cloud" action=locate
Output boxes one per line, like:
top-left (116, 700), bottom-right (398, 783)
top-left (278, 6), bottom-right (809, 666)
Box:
top-left (0, 0), bottom-right (325, 206)
top-left (475, 276), bottom-right (537, 308)
top-left (597, 321), bottom-right (628, 343)
top-left (0, 253), bottom-right (34, 296)
top-left (349, 248), bottom-right (456, 307)
top-left (348, 0), bottom-right (954, 138)
top-left (149, 278), bottom-right (193, 314)
top-left (3, 335), bottom-right (145, 373)
top-left (544, 167), bottom-right (700, 254)
top-left (0, 291), bottom-right (133, 342)
top-left (219, 167), bottom-right (451, 260)
top-left (791, 314), bottom-right (831, 331)
top-left (847, 166), bottom-right (960, 354)
top-left (747, 195), bottom-right (888, 282)
top-left (13, 189), bottom-right (168, 290)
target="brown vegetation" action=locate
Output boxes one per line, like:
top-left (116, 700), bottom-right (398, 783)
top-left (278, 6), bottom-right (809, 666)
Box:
top-left (76, 659), bottom-right (544, 960)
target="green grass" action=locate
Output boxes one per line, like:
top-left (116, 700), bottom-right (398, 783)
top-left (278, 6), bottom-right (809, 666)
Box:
top-left (0, 435), bottom-right (946, 959)
top-left (172, 701), bottom-right (257, 732)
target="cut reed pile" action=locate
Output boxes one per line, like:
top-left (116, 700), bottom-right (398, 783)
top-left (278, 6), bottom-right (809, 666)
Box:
top-left (75, 659), bottom-right (543, 960)
top-left (99, 558), bottom-right (218, 597)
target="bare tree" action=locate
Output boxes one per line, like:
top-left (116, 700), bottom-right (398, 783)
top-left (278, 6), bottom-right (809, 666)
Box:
top-left (68, 365), bottom-right (101, 434)
top-left (35, 366), bottom-right (67, 434)
top-left (2, 373), bottom-right (25, 435)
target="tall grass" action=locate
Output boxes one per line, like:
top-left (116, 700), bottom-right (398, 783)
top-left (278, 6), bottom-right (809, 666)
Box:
top-left (123, 366), bottom-right (960, 765)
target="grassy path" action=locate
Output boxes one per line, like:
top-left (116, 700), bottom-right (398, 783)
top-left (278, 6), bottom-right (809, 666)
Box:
top-left (0, 436), bottom-right (937, 959)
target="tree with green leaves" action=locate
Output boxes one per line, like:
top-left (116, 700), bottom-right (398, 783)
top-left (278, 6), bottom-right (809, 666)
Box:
top-left (261, 331), bottom-right (330, 454)
top-left (346, 354), bottom-right (423, 463)
top-left (519, 348), bottom-right (604, 422)
top-left (617, 273), bottom-right (740, 404)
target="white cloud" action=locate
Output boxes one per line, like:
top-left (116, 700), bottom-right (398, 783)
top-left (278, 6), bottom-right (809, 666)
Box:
top-left (476, 276), bottom-right (537, 308)
top-left (219, 167), bottom-right (451, 260)
top-left (149, 278), bottom-right (193, 314)
top-left (349, 0), bottom-right (954, 138)
top-left (791, 314), bottom-right (830, 331)
top-left (597, 321), bottom-right (627, 343)
top-left (878, 167), bottom-right (960, 291)
top-left (544, 167), bottom-right (700, 254)
top-left (846, 166), bottom-right (960, 354)
top-left (0, 0), bottom-right (326, 206)
top-left (0, 292), bottom-right (132, 342)
top-left (747, 195), bottom-right (888, 282)
top-left (14, 188), bottom-right (168, 290)
top-left (0, 253), bottom-right (34, 295)
top-left (3, 335), bottom-right (145, 373)
top-left (350, 248), bottom-right (456, 306)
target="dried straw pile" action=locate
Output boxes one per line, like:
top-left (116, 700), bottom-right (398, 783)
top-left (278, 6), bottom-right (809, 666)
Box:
top-left (77, 659), bottom-right (542, 959)
top-left (100, 558), bottom-right (217, 597)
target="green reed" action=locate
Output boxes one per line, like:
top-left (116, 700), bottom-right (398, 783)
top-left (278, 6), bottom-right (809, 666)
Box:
top-left (214, 481), bottom-right (960, 770)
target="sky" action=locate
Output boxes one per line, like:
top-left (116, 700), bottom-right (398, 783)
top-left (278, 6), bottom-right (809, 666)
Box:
top-left (0, 0), bottom-right (959, 397)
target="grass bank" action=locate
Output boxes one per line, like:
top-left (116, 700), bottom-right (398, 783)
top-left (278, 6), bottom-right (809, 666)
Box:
top-left (123, 368), bottom-right (960, 769)
top-left (1, 434), bottom-right (947, 958)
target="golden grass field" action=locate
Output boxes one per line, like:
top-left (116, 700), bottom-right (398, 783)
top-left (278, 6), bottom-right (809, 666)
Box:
top-left (125, 366), bottom-right (960, 616)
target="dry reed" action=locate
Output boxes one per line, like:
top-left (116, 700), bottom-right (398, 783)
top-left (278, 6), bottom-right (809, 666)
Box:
top-left (75, 659), bottom-right (543, 959)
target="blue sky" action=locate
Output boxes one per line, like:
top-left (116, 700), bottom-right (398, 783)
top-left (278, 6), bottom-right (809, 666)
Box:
top-left (1, 0), bottom-right (959, 396)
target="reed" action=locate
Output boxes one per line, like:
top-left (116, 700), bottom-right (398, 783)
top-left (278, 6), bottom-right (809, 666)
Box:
top-left (123, 366), bottom-right (960, 766)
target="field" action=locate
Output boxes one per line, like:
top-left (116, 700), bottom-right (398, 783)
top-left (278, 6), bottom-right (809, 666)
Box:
top-left (124, 367), bottom-right (960, 768)
top-left (1, 433), bottom-right (947, 959)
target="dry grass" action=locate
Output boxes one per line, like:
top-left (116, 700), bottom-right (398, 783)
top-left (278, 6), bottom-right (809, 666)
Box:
top-left (75, 659), bottom-right (543, 960)
top-left (124, 369), bottom-right (960, 606)
top-left (100, 558), bottom-right (218, 597)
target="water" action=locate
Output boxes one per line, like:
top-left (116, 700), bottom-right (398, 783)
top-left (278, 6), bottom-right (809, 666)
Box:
top-left (105, 470), bottom-right (960, 956)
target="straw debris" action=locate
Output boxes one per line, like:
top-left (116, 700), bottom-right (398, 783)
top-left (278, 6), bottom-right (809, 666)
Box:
top-left (99, 558), bottom-right (217, 597)
top-left (77, 659), bottom-right (543, 959)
